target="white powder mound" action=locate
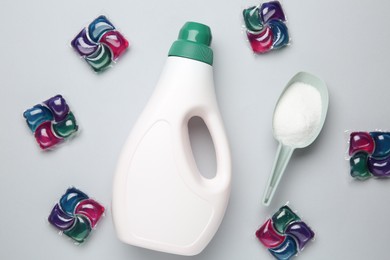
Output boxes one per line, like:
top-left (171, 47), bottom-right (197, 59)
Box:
top-left (273, 82), bottom-right (322, 146)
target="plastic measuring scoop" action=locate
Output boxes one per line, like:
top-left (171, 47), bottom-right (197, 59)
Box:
top-left (262, 72), bottom-right (329, 206)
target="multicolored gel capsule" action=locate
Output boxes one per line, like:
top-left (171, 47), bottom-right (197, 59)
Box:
top-left (243, 1), bottom-right (290, 54)
top-left (71, 15), bottom-right (129, 72)
top-left (256, 205), bottom-right (315, 260)
top-left (23, 95), bottom-right (78, 150)
top-left (349, 131), bottom-right (390, 180)
top-left (48, 187), bottom-right (105, 244)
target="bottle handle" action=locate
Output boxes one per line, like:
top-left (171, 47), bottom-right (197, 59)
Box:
top-left (176, 107), bottom-right (231, 197)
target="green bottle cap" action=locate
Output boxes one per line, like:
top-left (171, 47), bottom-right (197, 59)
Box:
top-left (168, 22), bottom-right (213, 65)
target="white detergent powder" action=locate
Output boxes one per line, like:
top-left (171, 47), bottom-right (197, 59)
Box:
top-left (273, 82), bottom-right (322, 146)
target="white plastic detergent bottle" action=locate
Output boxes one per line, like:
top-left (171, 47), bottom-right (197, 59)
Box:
top-left (112, 22), bottom-right (231, 256)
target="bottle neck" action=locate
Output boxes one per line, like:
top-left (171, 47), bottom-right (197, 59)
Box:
top-left (151, 57), bottom-right (214, 97)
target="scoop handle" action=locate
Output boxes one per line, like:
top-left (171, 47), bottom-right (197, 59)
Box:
top-left (262, 143), bottom-right (294, 206)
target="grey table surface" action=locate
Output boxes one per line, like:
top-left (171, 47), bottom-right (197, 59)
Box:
top-left (1, 0), bottom-right (389, 259)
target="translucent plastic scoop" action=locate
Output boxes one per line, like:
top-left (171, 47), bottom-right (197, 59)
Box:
top-left (263, 72), bottom-right (329, 206)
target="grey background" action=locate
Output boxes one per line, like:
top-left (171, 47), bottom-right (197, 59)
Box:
top-left (1, 0), bottom-right (389, 259)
